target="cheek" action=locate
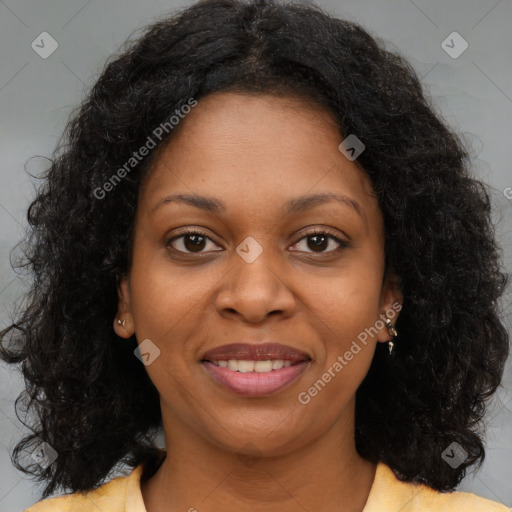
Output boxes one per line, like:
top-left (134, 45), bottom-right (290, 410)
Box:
top-left (128, 241), bottom-right (211, 341)
top-left (299, 255), bottom-right (384, 390)
top-left (304, 259), bottom-right (384, 338)
top-left (304, 285), bottom-right (380, 411)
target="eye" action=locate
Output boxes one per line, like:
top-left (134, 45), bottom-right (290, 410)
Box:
top-left (166, 229), bottom-right (221, 254)
top-left (290, 228), bottom-right (349, 254)
top-left (166, 227), bottom-right (349, 256)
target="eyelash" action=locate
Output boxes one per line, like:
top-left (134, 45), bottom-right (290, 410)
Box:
top-left (166, 227), bottom-right (349, 255)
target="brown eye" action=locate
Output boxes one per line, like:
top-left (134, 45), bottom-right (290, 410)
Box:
top-left (167, 231), bottom-right (221, 254)
top-left (290, 230), bottom-right (348, 254)
top-left (305, 234), bottom-right (330, 252)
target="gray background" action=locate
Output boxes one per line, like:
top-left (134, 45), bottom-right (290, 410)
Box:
top-left (1, 0), bottom-right (511, 510)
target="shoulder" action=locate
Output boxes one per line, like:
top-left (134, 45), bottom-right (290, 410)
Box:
top-left (416, 485), bottom-right (510, 512)
top-left (364, 462), bottom-right (510, 512)
top-left (24, 464), bottom-right (143, 512)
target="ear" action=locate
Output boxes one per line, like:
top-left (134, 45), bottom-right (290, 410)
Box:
top-left (113, 275), bottom-right (135, 339)
top-left (377, 270), bottom-right (403, 344)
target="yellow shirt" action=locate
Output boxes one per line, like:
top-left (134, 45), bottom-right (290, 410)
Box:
top-left (24, 451), bottom-right (510, 511)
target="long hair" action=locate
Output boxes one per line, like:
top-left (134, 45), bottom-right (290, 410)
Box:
top-left (1, 0), bottom-right (509, 498)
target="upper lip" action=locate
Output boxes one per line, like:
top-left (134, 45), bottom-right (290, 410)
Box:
top-left (201, 343), bottom-right (311, 362)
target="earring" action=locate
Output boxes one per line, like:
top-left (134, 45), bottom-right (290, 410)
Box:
top-left (385, 317), bottom-right (397, 355)
top-left (117, 318), bottom-right (126, 329)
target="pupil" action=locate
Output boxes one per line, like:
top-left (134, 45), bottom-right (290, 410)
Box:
top-left (308, 235), bottom-right (327, 252)
top-left (185, 234), bottom-right (205, 252)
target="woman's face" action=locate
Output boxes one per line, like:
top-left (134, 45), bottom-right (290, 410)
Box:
top-left (115, 92), bottom-right (401, 457)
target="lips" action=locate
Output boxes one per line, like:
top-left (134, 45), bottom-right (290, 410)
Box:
top-left (201, 342), bottom-right (310, 363)
top-left (200, 342), bottom-right (311, 397)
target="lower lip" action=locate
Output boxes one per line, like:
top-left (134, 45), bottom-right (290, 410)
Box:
top-left (201, 361), bottom-right (310, 397)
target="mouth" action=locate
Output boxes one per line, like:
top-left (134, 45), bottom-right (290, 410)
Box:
top-left (200, 342), bottom-right (311, 397)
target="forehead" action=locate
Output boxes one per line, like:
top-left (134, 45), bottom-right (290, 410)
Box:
top-left (139, 92), bottom-right (379, 223)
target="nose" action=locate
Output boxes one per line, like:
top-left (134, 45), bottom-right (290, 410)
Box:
top-left (214, 244), bottom-right (296, 324)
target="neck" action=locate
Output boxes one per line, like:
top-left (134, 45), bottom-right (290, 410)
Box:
top-left (141, 401), bottom-right (376, 512)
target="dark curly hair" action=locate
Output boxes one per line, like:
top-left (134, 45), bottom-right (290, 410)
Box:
top-left (1, 0), bottom-right (509, 499)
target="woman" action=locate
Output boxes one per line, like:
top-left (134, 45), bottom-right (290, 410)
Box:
top-left (1, 0), bottom-right (509, 510)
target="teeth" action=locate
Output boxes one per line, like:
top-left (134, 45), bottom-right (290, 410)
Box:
top-left (272, 360), bottom-right (284, 370)
top-left (254, 360), bottom-right (273, 372)
top-left (238, 360), bottom-right (255, 373)
top-left (210, 359), bottom-right (299, 372)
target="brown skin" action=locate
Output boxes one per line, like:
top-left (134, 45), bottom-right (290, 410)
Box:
top-left (114, 92), bottom-right (402, 512)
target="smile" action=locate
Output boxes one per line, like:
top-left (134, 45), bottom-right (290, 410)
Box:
top-left (210, 359), bottom-right (294, 372)
top-left (201, 359), bottom-right (310, 396)
top-left (200, 342), bottom-right (311, 396)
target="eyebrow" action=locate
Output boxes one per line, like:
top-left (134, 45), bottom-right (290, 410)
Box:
top-left (152, 192), bottom-right (363, 218)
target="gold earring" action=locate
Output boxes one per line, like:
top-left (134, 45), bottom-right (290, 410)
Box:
top-left (385, 317), bottom-right (397, 355)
